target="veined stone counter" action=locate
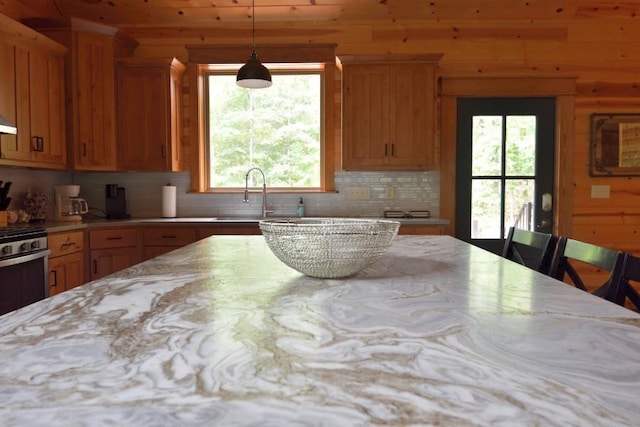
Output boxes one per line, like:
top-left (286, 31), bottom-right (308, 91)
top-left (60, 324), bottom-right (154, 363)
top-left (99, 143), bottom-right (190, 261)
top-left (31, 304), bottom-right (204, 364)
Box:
top-left (0, 235), bottom-right (638, 426)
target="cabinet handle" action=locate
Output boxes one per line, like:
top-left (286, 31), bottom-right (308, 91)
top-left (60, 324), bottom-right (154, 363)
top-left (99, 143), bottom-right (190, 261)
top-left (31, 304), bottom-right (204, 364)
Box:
top-left (40, 137), bottom-right (45, 152)
top-left (391, 143), bottom-right (395, 157)
top-left (161, 145), bottom-right (166, 159)
top-left (82, 143), bottom-right (87, 157)
top-left (93, 260), bottom-right (98, 274)
top-left (106, 236), bottom-right (123, 240)
top-left (32, 136), bottom-right (41, 152)
top-left (50, 270), bottom-right (58, 288)
top-left (161, 235), bottom-right (177, 239)
top-left (384, 143), bottom-right (388, 157)
top-left (61, 241), bottom-right (76, 248)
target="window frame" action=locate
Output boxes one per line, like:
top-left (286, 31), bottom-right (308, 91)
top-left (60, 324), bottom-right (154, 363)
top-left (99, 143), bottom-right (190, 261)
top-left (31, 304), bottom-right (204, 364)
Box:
top-left (186, 45), bottom-right (337, 194)
top-left (202, 64), bottom-right (325, 191)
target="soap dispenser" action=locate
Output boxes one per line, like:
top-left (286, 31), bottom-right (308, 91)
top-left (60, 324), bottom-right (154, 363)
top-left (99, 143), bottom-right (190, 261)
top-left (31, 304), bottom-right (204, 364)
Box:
top-left (297, 197), bottom-right (305, 217)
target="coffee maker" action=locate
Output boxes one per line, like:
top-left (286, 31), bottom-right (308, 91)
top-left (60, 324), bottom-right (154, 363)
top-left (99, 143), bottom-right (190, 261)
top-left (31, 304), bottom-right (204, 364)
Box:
top-left (105, 184), bottom-right (129, 219)
top-left (54, 185), bottom-right (89, 222)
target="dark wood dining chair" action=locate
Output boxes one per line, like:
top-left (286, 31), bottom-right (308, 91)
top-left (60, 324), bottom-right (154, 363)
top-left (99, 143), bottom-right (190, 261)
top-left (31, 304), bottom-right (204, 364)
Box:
top-left (502, 227), bottom-right (558, 274)
top-left (607, 252), bottom-right (640, 311)
top-left (549, 237), bottom-right (625, 297)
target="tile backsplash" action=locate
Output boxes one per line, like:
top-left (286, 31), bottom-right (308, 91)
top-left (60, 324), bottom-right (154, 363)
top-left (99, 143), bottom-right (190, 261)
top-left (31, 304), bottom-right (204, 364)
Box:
top-left (0, 167), bottom-right (441, 220)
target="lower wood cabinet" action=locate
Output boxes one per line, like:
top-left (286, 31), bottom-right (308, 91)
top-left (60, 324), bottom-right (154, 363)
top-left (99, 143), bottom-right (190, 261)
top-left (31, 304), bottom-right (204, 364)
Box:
top-left (88, 227), bottom-right (140, 281)
top-left (398, 224), bottom-right (444, 235)
top-left (142, 226), bottom-right (197, 261)
top-left (63, 221), bottom-right (439, 286)
top-left (197, 223), bottom-right (261, 239)
top-left (47, 230), bottom-right (85, 296)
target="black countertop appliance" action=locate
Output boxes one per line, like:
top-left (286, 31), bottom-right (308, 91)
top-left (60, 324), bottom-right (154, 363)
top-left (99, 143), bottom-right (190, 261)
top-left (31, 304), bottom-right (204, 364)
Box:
top-left (105, 184), bottom-right (129, 219)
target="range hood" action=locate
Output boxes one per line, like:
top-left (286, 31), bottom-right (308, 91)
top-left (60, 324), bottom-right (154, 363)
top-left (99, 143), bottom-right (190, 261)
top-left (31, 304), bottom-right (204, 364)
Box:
top-left (0, 115), bottom-right (17, 135)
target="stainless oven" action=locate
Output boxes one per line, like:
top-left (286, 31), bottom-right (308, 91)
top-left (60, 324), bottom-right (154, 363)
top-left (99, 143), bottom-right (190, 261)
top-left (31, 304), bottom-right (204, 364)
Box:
top-left (0, 227), bottom-right (49, 316)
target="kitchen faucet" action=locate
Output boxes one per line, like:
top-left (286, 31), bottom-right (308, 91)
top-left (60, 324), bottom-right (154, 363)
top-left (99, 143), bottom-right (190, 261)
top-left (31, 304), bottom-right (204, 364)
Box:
top-left (243, 167), bottom-right (273, 218)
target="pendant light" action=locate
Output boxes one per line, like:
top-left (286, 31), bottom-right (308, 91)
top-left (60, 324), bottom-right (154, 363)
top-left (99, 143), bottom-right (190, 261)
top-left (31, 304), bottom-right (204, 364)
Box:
top-left (236, 0), bottom-right (272, 89)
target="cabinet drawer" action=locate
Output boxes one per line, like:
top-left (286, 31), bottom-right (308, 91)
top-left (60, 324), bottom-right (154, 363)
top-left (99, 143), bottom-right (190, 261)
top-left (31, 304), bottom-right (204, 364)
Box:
top-left (89, 228), bottom-right (138, 249)
top-left (197, 224), bottom-right (260, 239)
top-left (143, 227), bottom-right (197, 246)
top-left (48, 231), bottom-right (84, 257)
top-left (398, 225), bottom-right (444, 235)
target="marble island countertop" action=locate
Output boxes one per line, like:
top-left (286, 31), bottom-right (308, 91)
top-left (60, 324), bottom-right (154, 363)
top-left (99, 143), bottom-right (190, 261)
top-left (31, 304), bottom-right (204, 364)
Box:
top-left (0, 235), bottom-right (639, 426)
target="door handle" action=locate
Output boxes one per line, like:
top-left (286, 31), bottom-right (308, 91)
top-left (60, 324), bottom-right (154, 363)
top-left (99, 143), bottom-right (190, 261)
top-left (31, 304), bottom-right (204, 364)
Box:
top-left (542, 193), bottom-right (552, 212)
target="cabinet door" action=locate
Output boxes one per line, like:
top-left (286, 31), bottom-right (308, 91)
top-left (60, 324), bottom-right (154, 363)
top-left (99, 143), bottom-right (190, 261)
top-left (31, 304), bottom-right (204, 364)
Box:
top-left (90, 247), bottom-right (140, 281)
top-left (118, 66), bottom-right (171, 171)
top-left (4, 45), bottom-right (33, 162)
top-left (117, 59), bottom-right (184, 172)
top-left (49, 252), bottom-right (85, 296)
top-left (0, 42), bottom-right (27, 163)
top-left (74, 33), bottom-right (117, 170)
top-left (388, 63), bottom-right (435, 168)
top-left (342, 65), bottom-right (389, 169)
top-left (1, 44), bottom-right (66, 167)
top-left (29, 50), bottom-right (66, 167)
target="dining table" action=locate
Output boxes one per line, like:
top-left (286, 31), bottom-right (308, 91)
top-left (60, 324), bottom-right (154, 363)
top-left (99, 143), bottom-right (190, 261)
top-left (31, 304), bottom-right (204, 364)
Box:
top-left (0, 234), bottom-right (639, 426)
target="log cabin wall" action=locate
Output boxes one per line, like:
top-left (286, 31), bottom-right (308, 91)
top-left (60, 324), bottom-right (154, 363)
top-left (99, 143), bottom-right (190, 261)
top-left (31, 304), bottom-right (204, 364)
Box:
top-left (2, 1), bottom-right (640, 263)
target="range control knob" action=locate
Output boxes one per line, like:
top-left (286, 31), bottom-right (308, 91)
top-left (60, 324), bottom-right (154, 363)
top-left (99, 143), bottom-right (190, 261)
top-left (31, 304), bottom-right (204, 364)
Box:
top-left (19, 242), bottom-right (30, 252)
top-left (31, 240), bottom-right (40, 250)
top-left (1, 245), bottom-right (12, 256)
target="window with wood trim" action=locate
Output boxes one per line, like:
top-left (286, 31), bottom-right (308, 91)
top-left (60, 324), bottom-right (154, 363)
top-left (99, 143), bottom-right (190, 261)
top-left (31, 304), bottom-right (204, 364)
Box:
top-left (187, 45), bottom-right (337, 193)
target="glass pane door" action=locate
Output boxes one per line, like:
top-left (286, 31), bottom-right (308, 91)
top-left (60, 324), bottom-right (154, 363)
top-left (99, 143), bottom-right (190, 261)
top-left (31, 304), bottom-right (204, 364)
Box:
top-left (456, 98), bottom-right (555, 254)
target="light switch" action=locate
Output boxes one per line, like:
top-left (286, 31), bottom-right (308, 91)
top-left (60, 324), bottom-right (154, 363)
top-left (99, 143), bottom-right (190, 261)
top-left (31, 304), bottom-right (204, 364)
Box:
top-left (590, 185), bottom-right (610, 199)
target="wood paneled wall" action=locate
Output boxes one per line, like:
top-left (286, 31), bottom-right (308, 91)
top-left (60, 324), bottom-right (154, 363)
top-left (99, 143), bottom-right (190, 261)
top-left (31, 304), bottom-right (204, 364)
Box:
top-left (3, 2), bottom-right (640, 256)
top-left (132, 18), bottom-right (640, 257)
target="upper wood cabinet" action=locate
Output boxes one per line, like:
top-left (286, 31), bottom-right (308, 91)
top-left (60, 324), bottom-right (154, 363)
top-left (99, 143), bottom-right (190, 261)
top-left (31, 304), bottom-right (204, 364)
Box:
top-left (117, 57), bottom-right (185, 171)
top-left (0, 16), bottom-right (67, 169)
top-left (24, 17), bottom-right (136, 171)
top-left (340, 54), bottom-right (442, 171)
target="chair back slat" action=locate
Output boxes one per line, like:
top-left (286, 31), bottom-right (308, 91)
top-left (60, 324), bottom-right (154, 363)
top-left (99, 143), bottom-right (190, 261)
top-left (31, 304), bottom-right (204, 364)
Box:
top-left (550, 236), bottom-right (624, 297)
top-left (502, 227), bottom-right (558, 274)
top-left (607, 253), bottom-right (640, 311)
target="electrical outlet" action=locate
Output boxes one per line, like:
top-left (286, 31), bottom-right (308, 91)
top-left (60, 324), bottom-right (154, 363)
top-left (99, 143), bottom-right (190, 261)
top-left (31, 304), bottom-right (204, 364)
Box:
top-left (591, 185), bottom-right (610, 199)
top-left (348, 187), bottom-right (371, 200)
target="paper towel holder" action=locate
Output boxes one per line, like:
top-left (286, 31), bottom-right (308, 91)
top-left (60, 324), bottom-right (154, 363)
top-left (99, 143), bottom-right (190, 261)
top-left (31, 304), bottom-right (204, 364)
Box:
top-left (162, 183), bottom-right (177, 218)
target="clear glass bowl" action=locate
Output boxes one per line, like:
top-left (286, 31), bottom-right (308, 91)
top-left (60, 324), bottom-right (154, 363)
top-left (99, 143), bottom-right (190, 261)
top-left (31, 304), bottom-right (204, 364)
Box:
top-left (259, 218), bottom-right (400, 279)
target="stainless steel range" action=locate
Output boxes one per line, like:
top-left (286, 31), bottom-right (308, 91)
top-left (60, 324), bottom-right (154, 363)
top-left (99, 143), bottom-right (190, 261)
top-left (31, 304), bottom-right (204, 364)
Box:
top-left (0, 226), bottom-right (49, 316)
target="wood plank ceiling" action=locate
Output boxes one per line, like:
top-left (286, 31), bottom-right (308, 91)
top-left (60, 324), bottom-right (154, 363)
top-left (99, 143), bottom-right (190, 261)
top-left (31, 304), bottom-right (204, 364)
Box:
top-left (19, 0), bottom-right (640, 28)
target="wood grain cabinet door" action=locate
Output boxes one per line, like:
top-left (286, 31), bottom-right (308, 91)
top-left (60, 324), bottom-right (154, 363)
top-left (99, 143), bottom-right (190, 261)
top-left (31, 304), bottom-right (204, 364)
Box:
top-left (74, 32), bottom-right (117, 170)
top-left (342, 61), bottom-right (437, 171)
top-left (49, 252), bottom-right (85, 296)
top-left (117, 58), bottom-right (185, 172)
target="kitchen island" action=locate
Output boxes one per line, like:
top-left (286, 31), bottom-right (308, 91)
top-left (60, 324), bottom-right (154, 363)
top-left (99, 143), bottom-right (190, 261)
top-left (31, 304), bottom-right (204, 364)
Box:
top-left (0, 235), bottom-right (639, 426)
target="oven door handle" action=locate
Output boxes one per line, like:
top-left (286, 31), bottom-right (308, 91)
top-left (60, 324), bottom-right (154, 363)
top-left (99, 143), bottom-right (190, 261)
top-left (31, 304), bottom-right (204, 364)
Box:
top-left (0, 249), bottom-right (50, 268)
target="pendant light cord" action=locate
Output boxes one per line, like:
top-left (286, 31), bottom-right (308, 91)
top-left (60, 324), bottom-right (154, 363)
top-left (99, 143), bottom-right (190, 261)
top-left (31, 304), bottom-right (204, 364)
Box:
top-left (251, 0), bottom-right (256, 54)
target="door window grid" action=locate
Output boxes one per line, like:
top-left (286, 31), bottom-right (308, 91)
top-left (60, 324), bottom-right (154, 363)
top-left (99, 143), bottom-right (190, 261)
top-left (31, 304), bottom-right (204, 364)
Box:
top-left (471, 115), bottom-right (537, 239)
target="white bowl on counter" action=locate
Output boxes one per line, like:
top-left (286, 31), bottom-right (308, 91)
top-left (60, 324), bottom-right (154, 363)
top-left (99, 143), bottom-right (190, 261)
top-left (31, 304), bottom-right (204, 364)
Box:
top-left (259, 218), bottom-right (400, 279)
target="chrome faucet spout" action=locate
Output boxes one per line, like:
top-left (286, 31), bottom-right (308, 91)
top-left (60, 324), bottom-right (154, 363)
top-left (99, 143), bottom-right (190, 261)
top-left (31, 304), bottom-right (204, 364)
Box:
top-left (243, 167), bottom-right (273, 218)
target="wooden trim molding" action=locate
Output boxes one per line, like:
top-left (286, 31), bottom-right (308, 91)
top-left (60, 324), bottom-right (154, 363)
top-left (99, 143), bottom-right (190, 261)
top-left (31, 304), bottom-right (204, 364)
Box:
top-left (337, 53), bottom-right (444, 64)
top-left (441, 77), bottom-right (577, 97)
top-left (187, 60), bottom-right (337, 193)
top-left (188, 63), bottom-right (207, 192)
top-left (186, 44), bottom-right (337, 64)
top-left (440, 77), bottom-right (576, 237)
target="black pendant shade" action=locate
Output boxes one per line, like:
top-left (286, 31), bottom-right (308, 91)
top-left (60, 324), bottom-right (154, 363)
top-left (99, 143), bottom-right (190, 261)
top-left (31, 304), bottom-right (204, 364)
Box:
top-left (236, 0), bottom-right (272, 89)
top-left (236, 51), bottom-right (272, 89)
